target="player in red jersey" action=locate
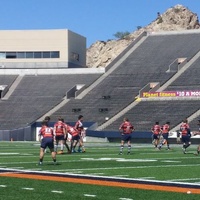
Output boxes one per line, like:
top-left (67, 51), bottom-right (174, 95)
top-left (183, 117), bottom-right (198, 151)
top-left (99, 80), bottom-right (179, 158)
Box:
top-left (65, 124), bottom-right (82, 153)
top-left (180, 119), bottom-right (191, 154)
top-left (74, 115), bottom-right (86, 153)
top-left (151, 121), bottom-right (161, 149)
top-left (119, 117), bottom-right (134, 155)
top-left (38, 120), bottom-right (56, 165)
top-left (158, 122), bottom-right (171, 150)
top-left (43, 116), bottom-right (51, 153)
top-left (54, 117), bottom-right (66, 154)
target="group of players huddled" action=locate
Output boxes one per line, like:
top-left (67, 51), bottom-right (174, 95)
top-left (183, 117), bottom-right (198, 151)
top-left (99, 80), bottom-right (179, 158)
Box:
top-left (38, 115), bottom-right (86, 165)
top-left (119, 117), bottom-right (200, 155)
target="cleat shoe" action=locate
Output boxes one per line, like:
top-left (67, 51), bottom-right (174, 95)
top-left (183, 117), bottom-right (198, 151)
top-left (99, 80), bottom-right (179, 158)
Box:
top-left (118, 152), bottom-right (123, 155)
top-left (127, 152), bottom-right (131, 155)
top-left (182, 148), bottom-right (186, 154)
top-left (37, 162), bottom-right (43, 166)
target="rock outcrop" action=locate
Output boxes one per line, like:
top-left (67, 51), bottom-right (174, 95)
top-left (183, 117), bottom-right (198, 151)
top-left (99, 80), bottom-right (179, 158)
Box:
top-left (86, 4), bottom-right (199, 68)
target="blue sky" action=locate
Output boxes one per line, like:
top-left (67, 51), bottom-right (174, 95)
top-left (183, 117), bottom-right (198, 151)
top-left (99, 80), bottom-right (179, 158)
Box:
top-left (0, 0), bottom-right (200, 47)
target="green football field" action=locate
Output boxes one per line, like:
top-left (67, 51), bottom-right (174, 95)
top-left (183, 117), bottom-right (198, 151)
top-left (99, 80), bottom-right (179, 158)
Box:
top-left (0, 141), bottom-right (200, 200)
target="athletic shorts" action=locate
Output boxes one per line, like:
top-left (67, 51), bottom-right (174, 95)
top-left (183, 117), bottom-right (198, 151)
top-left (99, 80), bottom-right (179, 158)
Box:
top-left (153, 134), bottom-right (159, 140)
top-left (55, 135), bottom-right (65, 141)
top-left (121, 134), bottom-right (131, 142)
top-left (182, 135), bottom-right (190, 144)
top-left (41, 137), bottom-right (54, 149)
top-left (162, 133), bottom-right (169, 140)
top-left (72, 134), bottom-right (80, 141)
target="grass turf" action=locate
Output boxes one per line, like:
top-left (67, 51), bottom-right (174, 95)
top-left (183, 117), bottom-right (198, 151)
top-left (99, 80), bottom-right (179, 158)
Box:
top-left (0, 141), bottom-right (200, 199)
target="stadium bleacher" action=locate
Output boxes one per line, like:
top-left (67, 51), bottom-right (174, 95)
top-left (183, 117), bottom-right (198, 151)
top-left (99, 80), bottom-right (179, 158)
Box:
top-left (51, 32), bottom-right (200, 129)
top-left (1, 31), bottom-right (200, 135)
top-left (0, 74), bottom-right (101, 130)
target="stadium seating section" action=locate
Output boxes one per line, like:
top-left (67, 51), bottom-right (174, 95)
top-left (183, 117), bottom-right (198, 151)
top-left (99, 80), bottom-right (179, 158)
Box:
top-left (1, 32), bottom-right (200, 132)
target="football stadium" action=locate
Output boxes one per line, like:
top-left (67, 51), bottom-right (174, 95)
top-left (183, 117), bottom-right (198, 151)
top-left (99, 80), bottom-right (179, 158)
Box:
top-left (1, 29), bottom-right (200, 199)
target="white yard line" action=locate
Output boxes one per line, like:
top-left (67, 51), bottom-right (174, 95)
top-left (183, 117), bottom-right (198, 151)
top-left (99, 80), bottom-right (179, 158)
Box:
top-left (51, 190), bottom-right (63, 194)
top-left (84, 194), bottom-right (96, 197)
top-left (0, 185), bottom-right (7, 187)
top-left (168, 178), bottom-right (200, 182)
top-left (22, 187), bottom-right (34, 190)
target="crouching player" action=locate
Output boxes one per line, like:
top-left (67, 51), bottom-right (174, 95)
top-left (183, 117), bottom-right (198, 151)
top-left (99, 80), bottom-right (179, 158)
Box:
top-left (65, 124), bottom-right (83, 153)
top-left (38, 120), bottom-right (57, 165)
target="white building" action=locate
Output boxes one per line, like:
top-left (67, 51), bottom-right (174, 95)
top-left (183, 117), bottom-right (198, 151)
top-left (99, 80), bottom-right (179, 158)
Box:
top-left (0, 29), bottom-right (86, 68)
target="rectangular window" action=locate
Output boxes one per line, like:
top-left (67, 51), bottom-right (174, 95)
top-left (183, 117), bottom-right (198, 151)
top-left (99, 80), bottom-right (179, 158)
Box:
top-left (42, 51), bottom-right (50, 58)
top-left (51, 51), bottom-right (59, 58)
top-left (6, 52), bottom-right (16, 59)
top-left (0, 52), bottom-right (6, 59)
top-left (17, 52), bottom-right (25, 58)
top-left (34, 52), bottom-right (42, 58)
top-left (26, 52), bottom-right (34, 58)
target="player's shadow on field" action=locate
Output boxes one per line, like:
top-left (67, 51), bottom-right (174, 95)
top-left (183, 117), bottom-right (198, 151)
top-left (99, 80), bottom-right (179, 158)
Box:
top-left (47, 163), bottom-right (61, 166)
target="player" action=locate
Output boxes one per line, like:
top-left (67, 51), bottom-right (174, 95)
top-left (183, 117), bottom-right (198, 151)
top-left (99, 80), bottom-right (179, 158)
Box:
top-left (65, 124), bottom-right (82, 153)
top-left (158, 122), bottom-right (170, 150)
top-left (119, 117), bottom-right (134, 155)
top-left (74, 115), bottom-right (86, 153)
top-left (180, 119), bottom-right (191, 154)
top-left (54, 117), bottom-right (66, 154)
top-left (43, 116), bottom-right (51, 153)
top-left (151, 121), bottom-right (161, 149)
top-left (60, 118), bottom-right (71, 154)
top-left (38, 120), bottom-right (56, 165)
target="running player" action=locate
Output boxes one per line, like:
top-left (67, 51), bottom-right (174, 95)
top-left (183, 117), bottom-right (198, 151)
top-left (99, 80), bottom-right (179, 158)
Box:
top-left (54, 117), bottom-right (66, 154)
top-left (119, 117), bottom-right (134, 155)
top-left (158, 122), bottom-right (170, 150)
top-left (38, 120), bottom-right (56, 165)
top-left (74, 115), bottom-right (86, 153)
top-left (180, 119), bottom-right (191, 154)
top-left (151, 121), bottom-right (161, 149)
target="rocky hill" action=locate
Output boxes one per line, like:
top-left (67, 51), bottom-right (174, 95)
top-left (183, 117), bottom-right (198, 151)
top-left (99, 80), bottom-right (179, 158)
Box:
top-left (86, 4), bottom-right (200, 68)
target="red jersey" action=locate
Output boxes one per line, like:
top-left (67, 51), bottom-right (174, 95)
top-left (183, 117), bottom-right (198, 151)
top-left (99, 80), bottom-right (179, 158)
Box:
top-left (161, 124), bottom-right (170, 134)
top-left (54, 121), bottom-right (65, 136)
top-left (152, 125), bottom-right (161, 135)
top-left (180, 123), bottom-right (189, 136)
top-left (119, 121), bottom-right (134, 134)
top-left (39, 125), bottom-right (54, 138)
top-left (66, 125), bottom-right (79, 137)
